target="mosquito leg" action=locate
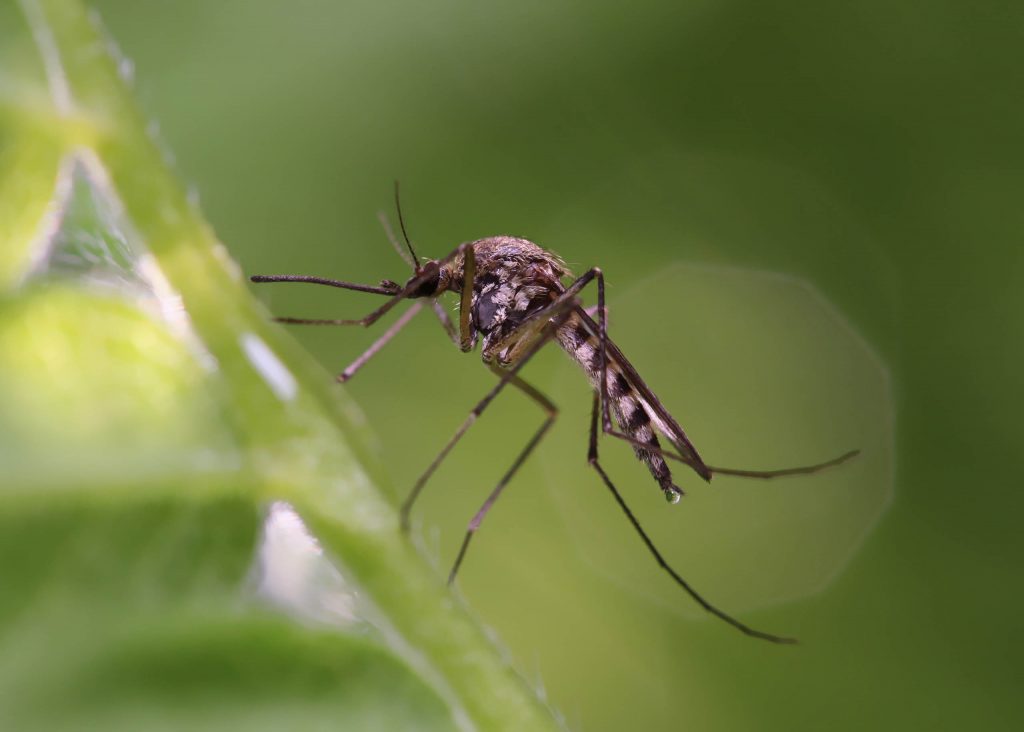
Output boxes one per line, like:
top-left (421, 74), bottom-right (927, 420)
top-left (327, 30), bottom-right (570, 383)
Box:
top-left (400, 310), bottom-right (573, 532)
top-left (595, 394), bottom-right (859, 479)
top-left (584, 392), bottom-right (796, 644)
top-left (706, 450), bottom-right (861, 478)
top-left (580, 305), bottom-right (854, 480)
top-left (587, 301), bottom-right (859, 479)
top-left (404, 269), bottom-right (603, 531)
top-left (448, 370), bottom-right (558, 584)
top-left (334, 301), bottom-right (425, 383)
top-left (597, 423), bottom-right (859, 478)
top-left (431, 299), bottom-right (459, 345)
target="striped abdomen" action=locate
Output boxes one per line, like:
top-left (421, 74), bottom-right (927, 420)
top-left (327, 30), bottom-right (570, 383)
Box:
top-left (555, 313), bottom-right (682, 500)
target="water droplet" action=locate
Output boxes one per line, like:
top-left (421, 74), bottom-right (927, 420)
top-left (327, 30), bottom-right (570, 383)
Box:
top-left (664, 489), bottom-right (682, 505)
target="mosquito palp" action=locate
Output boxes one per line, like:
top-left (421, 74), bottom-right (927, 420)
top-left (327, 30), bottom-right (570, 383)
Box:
top-left (250, 192), bottom-right (859, 644)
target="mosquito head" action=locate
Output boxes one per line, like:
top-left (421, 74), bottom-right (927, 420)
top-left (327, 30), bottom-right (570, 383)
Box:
top-left (403, 259), bottom-right (446, 298)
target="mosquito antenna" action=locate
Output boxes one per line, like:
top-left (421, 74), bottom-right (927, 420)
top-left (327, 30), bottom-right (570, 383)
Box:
top-left (393, 180), bottom-right (420, 269)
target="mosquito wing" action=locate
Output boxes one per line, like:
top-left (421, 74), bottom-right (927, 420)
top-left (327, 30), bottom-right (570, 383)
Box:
top-left (575, 308), bottom-right (712, 481)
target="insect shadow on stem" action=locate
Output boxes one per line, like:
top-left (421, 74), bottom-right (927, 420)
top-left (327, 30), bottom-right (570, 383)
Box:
top-left (250, 183), bottom-right (860, 644)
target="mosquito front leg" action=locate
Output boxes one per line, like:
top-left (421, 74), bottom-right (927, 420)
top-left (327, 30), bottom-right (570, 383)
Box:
top-left (431, 299), bottom-right (460, 346)
top-left (584, 392), bottom-right (796, 644)
top-left (400, 306), bottom-right (577, 532)
top-left (336, 301), bottom-right (425, 383)
top-left (447, 367), bottom-right (558, 584)
top-left (297, 295), bottom-right (483, 385)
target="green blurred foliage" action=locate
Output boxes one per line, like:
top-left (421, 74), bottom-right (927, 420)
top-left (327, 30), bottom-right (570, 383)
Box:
top-left (5, 0), bottom-right (1023, 730)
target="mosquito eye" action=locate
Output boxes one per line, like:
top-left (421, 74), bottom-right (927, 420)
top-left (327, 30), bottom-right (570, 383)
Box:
top-left (408, 269), bottom-right (440, 297)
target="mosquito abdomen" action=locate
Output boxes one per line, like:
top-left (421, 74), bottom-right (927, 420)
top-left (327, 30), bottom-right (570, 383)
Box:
top-left (556, 315), bottom-right (682, 501)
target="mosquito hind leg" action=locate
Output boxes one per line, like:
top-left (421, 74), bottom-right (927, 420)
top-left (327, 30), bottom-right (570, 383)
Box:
top-left (597, 419), bottom-right (859, 479)
top-left (447, 370), bottom-right (558, 584)
top-left (578, 292), bottom-right (859, 481)
top-left (584, 392), bottom-right (796, 644)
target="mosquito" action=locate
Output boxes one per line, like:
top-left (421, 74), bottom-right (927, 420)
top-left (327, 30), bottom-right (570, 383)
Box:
top-left (250, 184), bottom-right (858, 644)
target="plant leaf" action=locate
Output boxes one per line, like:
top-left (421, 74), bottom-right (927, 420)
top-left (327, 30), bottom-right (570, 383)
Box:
top-left (0, 1), bottom-right (563, 730)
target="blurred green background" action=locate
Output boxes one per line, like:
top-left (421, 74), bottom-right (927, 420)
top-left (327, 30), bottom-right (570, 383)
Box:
top-left (77, 0), bottom-right (1022, 729)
